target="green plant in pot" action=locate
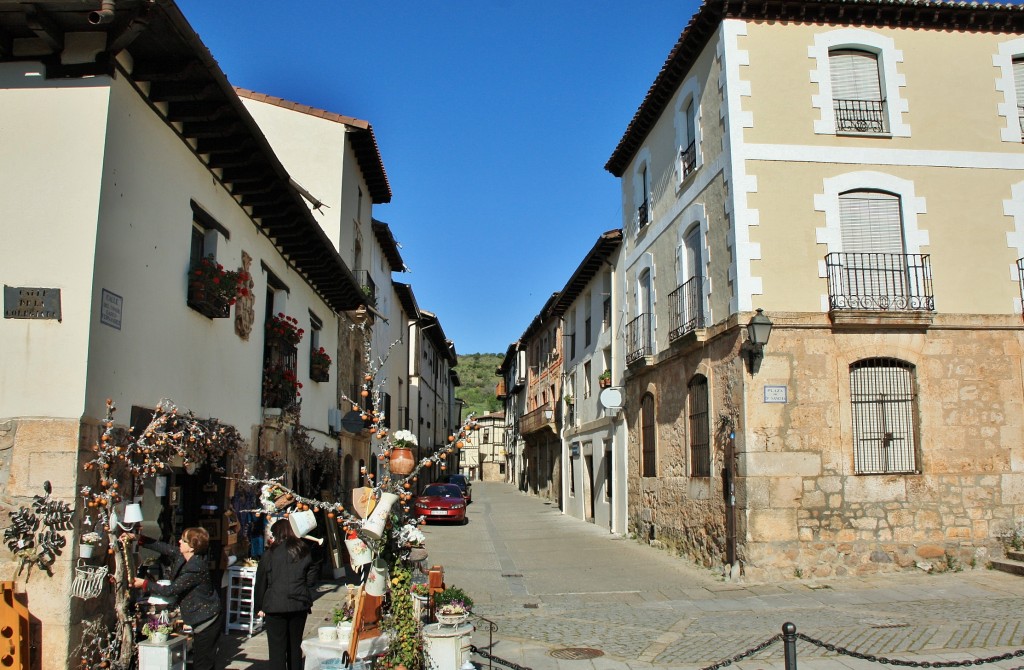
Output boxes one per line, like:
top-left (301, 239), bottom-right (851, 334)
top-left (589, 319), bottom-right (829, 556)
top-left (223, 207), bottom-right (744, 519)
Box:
top-left (377, 565), bottom-right (424, 670)
top-left (433, 585), bottom-right (473, 617)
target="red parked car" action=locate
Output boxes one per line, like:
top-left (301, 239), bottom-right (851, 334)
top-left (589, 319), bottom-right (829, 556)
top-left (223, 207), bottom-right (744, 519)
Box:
top-left (413, 484), bottom-right (467, 524)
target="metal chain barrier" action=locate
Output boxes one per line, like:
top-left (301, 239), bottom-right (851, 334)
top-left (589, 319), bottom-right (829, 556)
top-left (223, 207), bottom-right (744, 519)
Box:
top-left (699, 633), bottom-right (783, 670)
top-left (470, 644), bottom-right (533, 670)
top-left (698, 623), bottom-right (1024, 670)
top-left (796, 631), bottom-right (1024, 669)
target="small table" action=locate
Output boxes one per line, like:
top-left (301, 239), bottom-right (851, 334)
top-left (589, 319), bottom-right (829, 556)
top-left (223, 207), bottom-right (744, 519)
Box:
top-left (300, 633), bottom-right (389, 670)
top-left (137, 635), bottom-right (187, 670)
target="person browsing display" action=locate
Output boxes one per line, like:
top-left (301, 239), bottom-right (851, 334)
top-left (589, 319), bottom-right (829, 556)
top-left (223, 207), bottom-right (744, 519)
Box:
top-left (132, 527), bottom-right (223, 670)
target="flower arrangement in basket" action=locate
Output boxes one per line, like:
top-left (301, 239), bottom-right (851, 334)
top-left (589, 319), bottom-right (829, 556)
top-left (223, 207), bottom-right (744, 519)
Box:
top-left (310, 347), bottom-right (332, 381)
top-left (187, 255), bottom-right (249, 317)
top-left (410, 583), bottom-right (429, 599)
top-left (434, 585), bottom-right (473, 625)
top-left (266, 313), bottom-right (304, 347)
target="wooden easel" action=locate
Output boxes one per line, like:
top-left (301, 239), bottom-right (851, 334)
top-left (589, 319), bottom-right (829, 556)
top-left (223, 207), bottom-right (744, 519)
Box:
top-left (347, 586), bottom-right (384, 663)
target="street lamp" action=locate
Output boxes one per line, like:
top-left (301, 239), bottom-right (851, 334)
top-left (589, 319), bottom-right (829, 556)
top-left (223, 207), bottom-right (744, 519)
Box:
top-left (741, 308), bottom-right (773, 374)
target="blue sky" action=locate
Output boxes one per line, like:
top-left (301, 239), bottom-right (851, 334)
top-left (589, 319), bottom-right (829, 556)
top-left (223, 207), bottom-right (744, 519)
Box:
top-left (176, 1), bottom-right (701, 355)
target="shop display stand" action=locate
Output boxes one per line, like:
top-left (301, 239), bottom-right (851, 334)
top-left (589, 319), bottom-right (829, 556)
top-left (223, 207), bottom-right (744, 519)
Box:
top-left (224, 566), bottom-right (261, 636)
top-left (137, 636), bottom-right (187, 670)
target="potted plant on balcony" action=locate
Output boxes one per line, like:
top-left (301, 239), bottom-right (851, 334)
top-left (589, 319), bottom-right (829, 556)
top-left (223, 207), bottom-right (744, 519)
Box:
top-left (599, 369), bottom-right (612, 388)
top-left (309, 347), bottom-right (331, 382)
top-left (266, 313), bottom-right (304, 348)
top-left (563, 394), bottom-right (574, 406)
top-left (262, 364), bottom-right (301, 408)
top-left (187, 255), bottom-right (249, 319)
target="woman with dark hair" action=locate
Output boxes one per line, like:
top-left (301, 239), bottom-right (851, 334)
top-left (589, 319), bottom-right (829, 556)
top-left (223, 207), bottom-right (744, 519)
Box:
top-left (254, 518), bottom-right (320, 670)
top-left (132, 527), bottom-right (222, 670)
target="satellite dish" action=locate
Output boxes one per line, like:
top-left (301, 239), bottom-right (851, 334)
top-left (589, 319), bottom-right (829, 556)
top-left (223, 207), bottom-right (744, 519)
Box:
top-left (599, 387), bottom-right (623, 409)
top-left (341, 410), bottom-right (366, 434)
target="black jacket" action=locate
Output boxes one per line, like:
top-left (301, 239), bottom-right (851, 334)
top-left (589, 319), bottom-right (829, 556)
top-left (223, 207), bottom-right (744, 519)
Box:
top-left (254, 543), bottom-right (319, 614)
top-left (142, 538), bottom-right (221, 627)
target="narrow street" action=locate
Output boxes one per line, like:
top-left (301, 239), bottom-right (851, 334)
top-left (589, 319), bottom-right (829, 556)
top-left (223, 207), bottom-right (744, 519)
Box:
top-left (421, 481), bottom-right (1024, 669)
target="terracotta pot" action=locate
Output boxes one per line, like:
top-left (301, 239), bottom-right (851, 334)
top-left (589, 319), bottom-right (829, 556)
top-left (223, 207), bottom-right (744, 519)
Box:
top-left (389, 447), bottom-right (415, 475)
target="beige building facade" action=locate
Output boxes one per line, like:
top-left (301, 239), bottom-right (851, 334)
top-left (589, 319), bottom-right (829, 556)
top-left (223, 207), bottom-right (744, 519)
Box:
top-left (607, 0), bottom-right (1024, 581)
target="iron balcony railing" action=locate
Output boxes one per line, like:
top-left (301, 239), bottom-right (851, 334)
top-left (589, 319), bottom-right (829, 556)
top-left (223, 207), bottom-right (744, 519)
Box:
top-left (357, 270), bottom-right (376, 305)
top-left (668, 276), bottom-right (705, 341)
top-left (625, 312), bottom-right (653, 364)
top-left (825, 252), bottom-right (934, 312)
top-left (637, 201), bottom-right (649, 229)
top-left (1018, 258), bottom-right (1024, 311)
top-left (834, 98), bottom-right (887, 134)
top-left (1019, 106), bottom-right (1024, 135)
top-left (680, 141), bottom-right (696, 179)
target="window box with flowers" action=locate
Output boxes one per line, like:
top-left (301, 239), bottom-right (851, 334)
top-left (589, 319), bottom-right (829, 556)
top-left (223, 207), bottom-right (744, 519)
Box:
top-left (187, 255), bottom-right (249, 319)
top-left (265, 313), bottom-right (304, 348)
top-left (309, 347), bottom-right (331, 383)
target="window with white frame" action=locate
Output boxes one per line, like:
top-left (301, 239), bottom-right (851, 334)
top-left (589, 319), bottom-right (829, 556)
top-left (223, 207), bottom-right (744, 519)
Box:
top-left (850, 358), bottom-right (919, 474)
top-left (1014, 57), bottom-right (1024, 136)
top-left (637, 163), bottom-right (650, 229)
top-left (830, 49), bottom-right (886, 134)
top-left (681, 99), bottom-right (697, 178)
top-left (810, 29), bottom-right (909, 137)
top-left (674, 77), bottom-right (701, 185)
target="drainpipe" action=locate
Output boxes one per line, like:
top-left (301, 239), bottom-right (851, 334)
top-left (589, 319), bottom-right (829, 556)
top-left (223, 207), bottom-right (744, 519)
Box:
top-left (88, 0), bottom-right (115, 25)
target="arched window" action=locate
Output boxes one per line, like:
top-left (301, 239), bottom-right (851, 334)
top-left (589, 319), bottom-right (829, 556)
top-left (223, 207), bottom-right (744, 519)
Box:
top-left (688, 375), bottom-right (710, 477)
top-left (640, 392), bottom-right (656, 477)
top-left (830, 49), bottom-right (886, 133)
top-left (850, 358), bottom-right (919, 474)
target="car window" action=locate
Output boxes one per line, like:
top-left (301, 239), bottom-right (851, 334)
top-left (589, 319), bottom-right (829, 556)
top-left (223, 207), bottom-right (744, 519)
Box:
top-left (423, 484), bottom-right (461, 497)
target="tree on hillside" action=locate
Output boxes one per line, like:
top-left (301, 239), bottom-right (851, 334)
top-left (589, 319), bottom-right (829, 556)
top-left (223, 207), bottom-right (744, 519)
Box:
top-left (454, 353), bottom-right (503, 417)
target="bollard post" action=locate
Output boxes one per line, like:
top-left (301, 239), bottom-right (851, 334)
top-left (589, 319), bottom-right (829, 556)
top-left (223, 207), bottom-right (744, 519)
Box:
top-left (782, 622), bottom-right (797, 670)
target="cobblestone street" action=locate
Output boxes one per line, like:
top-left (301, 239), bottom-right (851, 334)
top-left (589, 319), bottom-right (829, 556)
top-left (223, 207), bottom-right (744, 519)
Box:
top-left (421, 482), bottom-right (1024, 670)
top-left (219, 482), bottom-right (1024, 669)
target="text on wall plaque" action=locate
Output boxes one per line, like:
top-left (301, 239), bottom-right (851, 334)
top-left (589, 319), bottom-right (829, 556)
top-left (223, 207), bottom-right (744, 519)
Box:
top-left (4, 285), bottom-right (62, 321)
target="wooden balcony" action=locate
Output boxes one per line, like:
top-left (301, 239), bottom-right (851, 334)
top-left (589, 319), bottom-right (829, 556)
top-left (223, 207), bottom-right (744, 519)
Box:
top-left (520, 402), bottom-right (554, 437)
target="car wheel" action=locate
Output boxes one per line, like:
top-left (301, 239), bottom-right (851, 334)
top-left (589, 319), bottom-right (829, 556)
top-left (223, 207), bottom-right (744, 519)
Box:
top-left (461, 517), bottom-right (469, 525)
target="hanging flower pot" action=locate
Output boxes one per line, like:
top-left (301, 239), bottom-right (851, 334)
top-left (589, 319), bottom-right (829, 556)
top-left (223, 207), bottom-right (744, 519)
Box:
top-left (344, 532), bottom-right (372, 570)
top-left (389, 447), bottom-right (415, 475)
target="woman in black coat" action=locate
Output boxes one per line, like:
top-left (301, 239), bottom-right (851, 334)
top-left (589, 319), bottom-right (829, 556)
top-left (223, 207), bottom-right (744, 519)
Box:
top-left (132, 527), bottom-right (222, 670)
top-left (255, 518), bottom-right (320, 670)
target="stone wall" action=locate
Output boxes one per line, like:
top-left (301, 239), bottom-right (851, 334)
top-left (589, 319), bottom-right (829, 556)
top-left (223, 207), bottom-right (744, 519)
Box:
top-left (626, 315), bottom-right (1024, 582)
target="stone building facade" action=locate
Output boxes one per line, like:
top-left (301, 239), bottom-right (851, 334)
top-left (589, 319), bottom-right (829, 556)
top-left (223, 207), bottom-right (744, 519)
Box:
top-left (607, 0), bottom-right (1024, 581)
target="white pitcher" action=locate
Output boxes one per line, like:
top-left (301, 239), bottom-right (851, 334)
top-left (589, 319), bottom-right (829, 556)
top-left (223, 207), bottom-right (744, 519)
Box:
top-left (360, 492), bottom-right (398, 540)
top-left (363, 558), bottom-right (389, 597)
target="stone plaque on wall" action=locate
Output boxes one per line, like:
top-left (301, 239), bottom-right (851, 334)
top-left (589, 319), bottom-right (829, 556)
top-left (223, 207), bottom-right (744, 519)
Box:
top-left (3, 285), bottom-right (61, 321)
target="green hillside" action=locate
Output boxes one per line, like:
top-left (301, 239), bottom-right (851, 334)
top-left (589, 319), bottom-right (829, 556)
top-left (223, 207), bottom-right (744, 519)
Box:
top-left (455, 352), bottom-right (504, 418)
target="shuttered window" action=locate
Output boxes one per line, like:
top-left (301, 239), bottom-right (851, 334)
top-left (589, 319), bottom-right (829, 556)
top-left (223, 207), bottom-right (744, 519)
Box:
top-left (838, 191), bottom-right (909, 301)
top-left (1014, 57), bottom-right (1024, 135)
top-left (830, 49), bottom-right (886, 133)
top-left (641, 393), bottom-right (656, 477)
top-left (688, 375), bottom-right (710, 477)
top-left (850, 358), bottom-right (919, 474)
top-left (839, 191), bottom-right (903, 254)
